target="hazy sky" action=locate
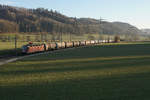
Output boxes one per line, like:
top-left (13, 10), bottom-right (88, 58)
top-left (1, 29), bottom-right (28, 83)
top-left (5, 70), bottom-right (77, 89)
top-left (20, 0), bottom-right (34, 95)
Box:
top-left (0, 0), bottom-right (150, 29)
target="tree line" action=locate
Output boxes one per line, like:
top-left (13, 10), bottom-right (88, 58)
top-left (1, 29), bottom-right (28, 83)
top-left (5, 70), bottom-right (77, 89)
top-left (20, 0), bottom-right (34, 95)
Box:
top-left (0, 4), bottom-right (142, 38)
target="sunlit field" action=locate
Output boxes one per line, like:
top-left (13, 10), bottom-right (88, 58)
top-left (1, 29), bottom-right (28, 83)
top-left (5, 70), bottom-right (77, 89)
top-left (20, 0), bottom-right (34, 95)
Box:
top-left (0, 42), bottom-right (28, 50)
top-left (1, 42), bottom-right (150, 100)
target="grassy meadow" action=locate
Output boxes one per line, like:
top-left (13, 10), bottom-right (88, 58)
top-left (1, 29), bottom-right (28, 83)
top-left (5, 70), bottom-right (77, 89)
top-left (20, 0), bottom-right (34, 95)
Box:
top-left (0, 42), bottom-right (150, 100)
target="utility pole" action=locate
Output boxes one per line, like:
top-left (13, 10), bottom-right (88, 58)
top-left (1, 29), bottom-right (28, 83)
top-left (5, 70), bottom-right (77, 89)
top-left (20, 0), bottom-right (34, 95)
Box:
top-left (70, 32), bottom-right (71, 42)
top-left (61, 31), bottom-right (62, 46)
top-left (70, 26), bottom-right (73, 42)
top-left (99, 17), bottom-right (103, 41)
top-left (72, 18), bottom-right (77, 41)
top-left (59, 25), bottom-right (63, 46)
top-left (15, 34), bottom-right (17, 56)
top-left (99, 17), bottom-right (104, 34)
top-left (99, 17), bottom-right (107, 40)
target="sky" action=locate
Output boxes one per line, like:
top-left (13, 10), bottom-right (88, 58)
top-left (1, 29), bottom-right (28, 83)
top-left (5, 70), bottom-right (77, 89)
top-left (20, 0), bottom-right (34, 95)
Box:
top-left (0, 0), bottom-right (150, 29)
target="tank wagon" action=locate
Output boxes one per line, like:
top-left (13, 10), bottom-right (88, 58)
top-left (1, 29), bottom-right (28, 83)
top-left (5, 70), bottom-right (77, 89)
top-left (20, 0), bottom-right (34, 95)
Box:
top-left (22, 39), bottom-right (114, 54)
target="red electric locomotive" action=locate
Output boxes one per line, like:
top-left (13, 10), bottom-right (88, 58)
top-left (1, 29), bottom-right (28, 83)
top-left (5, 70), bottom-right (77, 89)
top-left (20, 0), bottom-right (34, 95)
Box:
top-left (22, 43), bottom-right (47, 54)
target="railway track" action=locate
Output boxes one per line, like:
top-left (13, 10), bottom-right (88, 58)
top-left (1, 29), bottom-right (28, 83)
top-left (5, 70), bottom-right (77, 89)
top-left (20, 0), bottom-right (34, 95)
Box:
top-left (0, 41), bottom-right (112, 66)
top-left (0, 47), bottom-right (77, 66)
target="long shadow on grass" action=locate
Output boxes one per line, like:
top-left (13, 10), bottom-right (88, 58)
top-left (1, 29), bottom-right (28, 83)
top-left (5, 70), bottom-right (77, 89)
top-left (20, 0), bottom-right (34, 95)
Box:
top-left (0, 48), bottom-right (21, 58)
top-left (17, 55), bottom-right (150, 67)
top-left (1, 56), bottom-right (150, 76)
top-left (1, 71), bottom-right (150, 100)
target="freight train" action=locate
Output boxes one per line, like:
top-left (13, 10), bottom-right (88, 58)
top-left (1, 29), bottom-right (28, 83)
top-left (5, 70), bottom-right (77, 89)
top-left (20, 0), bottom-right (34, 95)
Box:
top-left (22, 40), bottom-right (114, 54)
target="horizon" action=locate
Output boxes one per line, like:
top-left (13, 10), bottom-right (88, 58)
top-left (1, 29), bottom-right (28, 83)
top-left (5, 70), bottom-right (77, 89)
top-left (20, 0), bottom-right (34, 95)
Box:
top-left (0, 0), bottom-right (150, 29)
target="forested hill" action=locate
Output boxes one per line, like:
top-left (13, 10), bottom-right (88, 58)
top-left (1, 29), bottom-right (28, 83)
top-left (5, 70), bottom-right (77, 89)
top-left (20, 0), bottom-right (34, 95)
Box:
top-left (0, 4), bottom-right (142, 35)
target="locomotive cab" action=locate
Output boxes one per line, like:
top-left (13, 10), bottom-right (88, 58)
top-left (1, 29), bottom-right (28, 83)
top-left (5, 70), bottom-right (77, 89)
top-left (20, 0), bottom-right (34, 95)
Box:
top-left (22, 45), bottom-right (28, 54)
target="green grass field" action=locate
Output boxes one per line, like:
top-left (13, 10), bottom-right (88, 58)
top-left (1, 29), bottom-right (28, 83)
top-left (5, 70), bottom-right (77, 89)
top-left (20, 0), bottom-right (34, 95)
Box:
top-left (1, 42), bottom-right (150, 100)
top-left (0, 42), bottom-right (28, 57)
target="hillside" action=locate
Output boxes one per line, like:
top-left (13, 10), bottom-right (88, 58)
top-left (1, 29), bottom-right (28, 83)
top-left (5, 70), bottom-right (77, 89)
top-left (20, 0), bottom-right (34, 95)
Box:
top-left (0, 4), bottom-right (142, 35)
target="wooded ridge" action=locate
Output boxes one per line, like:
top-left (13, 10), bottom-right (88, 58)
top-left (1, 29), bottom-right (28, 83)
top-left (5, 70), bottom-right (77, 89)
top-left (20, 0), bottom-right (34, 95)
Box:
top-left (0, 4), bottom-right (142, 35)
